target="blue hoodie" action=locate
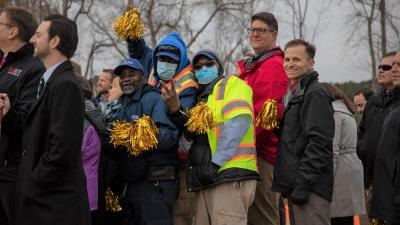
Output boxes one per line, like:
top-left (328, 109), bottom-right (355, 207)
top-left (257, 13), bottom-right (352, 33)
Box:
top-left (152, 32), bottom-right (190, 80)
top-left (152, 32), bottom-right (198, 133)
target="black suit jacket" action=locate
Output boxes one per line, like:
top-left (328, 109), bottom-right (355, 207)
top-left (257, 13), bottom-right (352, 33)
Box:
top-left (15, 60), bottom-right (90, 225)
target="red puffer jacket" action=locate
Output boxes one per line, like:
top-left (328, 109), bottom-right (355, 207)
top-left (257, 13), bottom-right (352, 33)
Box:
top-left (237, 47), bottom-right (288, 165)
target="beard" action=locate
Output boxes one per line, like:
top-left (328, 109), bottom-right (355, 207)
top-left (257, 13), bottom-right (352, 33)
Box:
top-left (121, 84), bottom-right (136, 95)
top-left (120, 80), bottom-right (140, 96)
top-left (97, 87), bottom-right (110, 95)
top-left (33, 46), bottom-right (50, 60)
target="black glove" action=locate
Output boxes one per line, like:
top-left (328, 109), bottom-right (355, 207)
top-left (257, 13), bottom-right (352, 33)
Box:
top-left (183, 129), bottom-right (197, 141)
top-left (200, 162), bottom-right (220, 185)
top-left (127, 38), bottom-right (144, 58)
top-left (290, 177), bottom-right (310, 205)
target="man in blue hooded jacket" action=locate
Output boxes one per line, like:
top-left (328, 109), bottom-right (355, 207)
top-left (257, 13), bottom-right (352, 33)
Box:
top-left (102, 58), bottom-right (179, 225)
top-left (127, 33), bottom-right (198, 225)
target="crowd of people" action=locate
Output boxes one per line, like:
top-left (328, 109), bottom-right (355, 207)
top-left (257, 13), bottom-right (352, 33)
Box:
top-left (0, 6), bottom-right (399, 225)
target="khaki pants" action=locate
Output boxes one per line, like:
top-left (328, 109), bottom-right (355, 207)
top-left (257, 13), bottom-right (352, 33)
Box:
top-left (173, 165), bottom-right (196, 225)
top-left (248, 157), bottom-right (280, 225)
top-left (288, 193), bottom-right (331, 225)
top-left (195, 180), bottom-right (257, 225)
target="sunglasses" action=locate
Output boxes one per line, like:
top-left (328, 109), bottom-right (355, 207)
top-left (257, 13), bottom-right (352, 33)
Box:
top-left (378, 64), bottom-right (392, 71)
top-left (193, 60), bottom-right (216, 70)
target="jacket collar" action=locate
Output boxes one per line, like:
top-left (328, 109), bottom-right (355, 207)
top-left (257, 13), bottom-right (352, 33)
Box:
top-left (242, 47), bottom-right (283, 69)
top-left (198, 76), bottom-right (224, 101)
top-left (1, 44), bottom-right (34, 67)
top-left (290, 69), bottom-right (319, 98)
top-left (28, 60), bottom-right (74, 117)
top-left (45, 60), bottom-right (73, 85)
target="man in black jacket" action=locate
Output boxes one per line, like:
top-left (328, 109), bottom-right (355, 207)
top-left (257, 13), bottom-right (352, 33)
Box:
top-left (369, 50), bottom-right (400, 225)
top-left (271, 39), bottom-right (334, 225)
top-left (0, 7), bottom-right (44, 225)
top-left (0, 14), bottom-right (90, 225)
top-left (357, 51), bottom-right (397, 215)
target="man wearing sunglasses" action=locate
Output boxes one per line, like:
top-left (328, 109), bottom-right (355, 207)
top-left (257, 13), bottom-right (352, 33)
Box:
top-left (357, 51), bottom-right (397, 219)
top-left (369, 50), bottom-right (400, 225)
top-left (236, 12), bottom-right (289, 225)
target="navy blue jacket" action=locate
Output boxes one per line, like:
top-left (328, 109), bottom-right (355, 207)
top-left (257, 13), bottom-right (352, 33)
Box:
top-left (102, 84), bottom-right (179, 181)
top-left (127, 33), bottom-right (198, 131)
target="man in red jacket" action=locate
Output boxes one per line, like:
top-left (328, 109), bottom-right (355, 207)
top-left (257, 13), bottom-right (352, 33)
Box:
top-left (237, 12), bottom-right (288, 225)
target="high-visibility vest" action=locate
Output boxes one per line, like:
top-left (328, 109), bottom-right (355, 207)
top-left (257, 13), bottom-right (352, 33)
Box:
top-left (207, 76), bottom-right (257, 172)
top-left (148, 66), bottom-right (198, 94)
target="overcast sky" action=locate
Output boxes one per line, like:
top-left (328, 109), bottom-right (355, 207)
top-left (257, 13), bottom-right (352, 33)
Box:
top-left (75, 0), bottom-right (398, 83)
top-left (270, 1), bottom-right (373, 83)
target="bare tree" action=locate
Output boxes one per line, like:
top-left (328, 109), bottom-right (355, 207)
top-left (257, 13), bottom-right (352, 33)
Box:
top-left (279, 0), bottom-right (331, 42)
top-left (343, 0), bottom-right (399, 90)
top-left (284, 0), bottom-right (308, 39)
top-left (379, 0), bottom-right (387, 55)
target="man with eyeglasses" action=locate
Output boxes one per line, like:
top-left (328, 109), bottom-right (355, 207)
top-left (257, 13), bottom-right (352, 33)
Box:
top-left (357, 51), bottom-right (397, 219)
top-left (236, 12), bottom-right (288, 225)
top-left (0, 7), bottom-right (44, 225)
top-left (369, 50), bottom-right (400, 225)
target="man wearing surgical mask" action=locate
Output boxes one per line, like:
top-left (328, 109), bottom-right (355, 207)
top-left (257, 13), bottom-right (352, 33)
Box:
top-left (150, 32), bottom-right (197, 115)
top-left (150, 32), bottom-right (199, 225)
top-left (183, 50), bottom-right (259, 225)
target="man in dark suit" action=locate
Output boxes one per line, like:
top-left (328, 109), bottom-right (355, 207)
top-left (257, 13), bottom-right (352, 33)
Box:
top-left (0, 7), bottom-right (44, 225)
top-left (0, 14), bottom-right (90, 225)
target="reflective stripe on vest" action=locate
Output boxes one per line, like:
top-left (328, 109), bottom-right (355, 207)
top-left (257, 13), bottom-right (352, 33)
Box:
top-left (207, 76), bottom-right (257, 172)
top-left (221, 99), bottom-right (253, 118)
top-left (167, 66), bottom-right (198, 95)
top-left (147, 66), bottom-right (197, 94)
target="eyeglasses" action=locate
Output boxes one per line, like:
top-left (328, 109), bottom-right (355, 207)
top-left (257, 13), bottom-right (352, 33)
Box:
top-left (247, 27), bottom-right (275, 35)
top-left (378, 64), bottom-right (392, 71)
top-left (193, 60), bottom-right (216, 70)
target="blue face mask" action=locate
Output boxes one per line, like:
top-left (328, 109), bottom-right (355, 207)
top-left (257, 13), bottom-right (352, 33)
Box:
top-left (195, 66), bottom-right (219, 84)
top-left (157, 61), bottom-right (178, 81)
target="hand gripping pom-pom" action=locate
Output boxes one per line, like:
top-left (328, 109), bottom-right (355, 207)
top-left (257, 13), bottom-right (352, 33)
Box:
top-left (185, 101), bottom-right (215, 134)
top-left (109, 115), bottom-right (158, 156)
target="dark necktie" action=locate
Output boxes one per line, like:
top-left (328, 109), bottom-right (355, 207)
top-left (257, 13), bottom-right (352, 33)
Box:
top-left (37, 77), bottom-right (45, 98)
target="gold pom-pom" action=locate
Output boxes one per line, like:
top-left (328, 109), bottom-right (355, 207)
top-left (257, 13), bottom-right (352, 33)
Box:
top-left (109, 116), bottom-right (159, 156)
top-left (255, 99), bottom-right (279, 130)
top-left (129, 115), bottom-right (159, 155)
top-left (109, 120), bottom-right (133, 148)
top-left (113, 6), bottom-right (144, 40)
top-left (185, 101), bottom-right (215, 134)
top-left (105, 187), bottom-right (122, 212)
